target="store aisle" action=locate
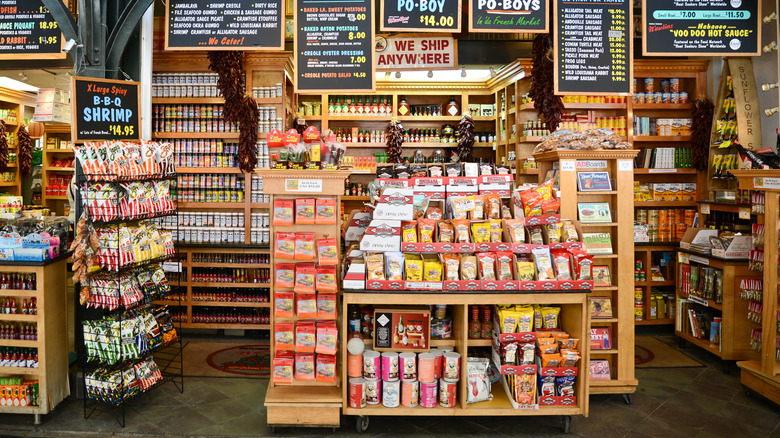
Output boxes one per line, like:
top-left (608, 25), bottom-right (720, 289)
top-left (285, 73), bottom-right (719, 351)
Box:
top-left (0, 339), bottom-right (778, 438)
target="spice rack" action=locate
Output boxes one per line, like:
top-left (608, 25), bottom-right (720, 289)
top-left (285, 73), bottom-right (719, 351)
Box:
top-left (0, 256), bottom-right (70, 424)
top-left (732, 170), bottom-right (780, 405)
top-left (534, 150), bottom-right (639, 400)
top-left (258, 169), bottom-right (351, 430)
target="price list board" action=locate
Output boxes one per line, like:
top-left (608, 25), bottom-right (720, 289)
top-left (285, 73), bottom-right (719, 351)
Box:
top-left (554, 0), bottom-right (632, 96)
top-left (643, 0), bottom-right (760, 56)
top-left (380, 0), bottom-right (461, 32)
top-left (71, 77), bottom-right (141, 143)
top-left (0, 0), bottom-right (65, 60)
top-left (469, 0), bottom-right (548, 33)
top-left (165, 0), bottom-right (284, 50)
top-left (295, 0), bottom-right (375, 92)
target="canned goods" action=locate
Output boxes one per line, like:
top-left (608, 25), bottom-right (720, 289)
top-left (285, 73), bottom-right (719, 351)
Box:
top-left (365, 378), bottom-right (381, 405)
top-left (670, 78), bottom-right (680, 92)
top-left (418, 353), bottom-right (435, 383)
top-left (349, 378), bottom-right (367, 408)
top-left (420, 381), bottom-right (438, 408)
top-left (680, 92), bottom-right (688, 103)
top-left (431, 350), bottom-right (444, 379)
top-left (400, 352), bottom-right (417, 380)
top-left (383, 379), bottom-right (400, 408)
top-left (363, 350), bottom-right (380, 379)
top-left (401, 379), bottom-right (419, 407)
top-left (381, 352), bottom-right (400, 381)
top-left (439, 379), bottom-right (458, 407)
top-left (644, 78), bottom-right (655, 93)
top-left (443, 352), bottom-right (461, 382)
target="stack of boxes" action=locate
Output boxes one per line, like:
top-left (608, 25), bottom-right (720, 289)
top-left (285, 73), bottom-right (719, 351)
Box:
top-left (32, 88), bottom-right (71, 124)
top-left (0, 377), bottom-right (38, 407)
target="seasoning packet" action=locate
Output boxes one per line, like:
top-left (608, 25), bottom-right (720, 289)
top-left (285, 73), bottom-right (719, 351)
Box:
top-left (274, 292), bottom-right (294, 318)
top-left (418, 218), bottom-right (437, 243)
top-left (405, 254), bottom-right (423, 281)
top-left (315, 265), bottom-right (337, 292)
top-left (442, 253), bottom-right (460, 281)
top-left (402, 221), bottom-right (418, 243)
top-left (294, 232), bottom-right (316, 260)
top-left (453, 219), bottom-right (471, 243)
top-left (297, 293), bottom-right (318, 318)
top-left (438, 220), bottom-right (454, 243)
top-left (505, 219), bottom-right (526, 243)
top-left (275, 322), bottom-right (295, 351)
top-left (315, 198), bottom-right (337, 224)
top-left (516, 256), bottom-right (535, 281)
top-left (274, 232), bottom-right (296, 260)
top-left (294, 264), bottom-right (316, 293)
top-left (275, 263), bottom-right (296, 288)
top-left (365, 252), bottom-right (385, 280)
top-left (496, 252), bottom-right (514, 280)
top-left (296, 198), bottom-right (316, 224)
top-left (317, 238), bottom-right (339, 265)
top-left (461, 255), bottom-right (477, 280)
top-left (317, 293), bottom-right (337, 319)
top-left (424, 259), bottom-right (443, 281)
top-left (471, 221), bottom-right (491, 243)
top-left (477, 252), bottom-right (496, 280)
top-left (551, 250), bottom-right (572, 281)
top-left (532, 247), bottom-right (555, 280)
top-left (273, 199), bottom-right (294, 226)
top-left (316, 321), bottom-right (338, 355)
top-left (385, 252), bottom-right (405, 281)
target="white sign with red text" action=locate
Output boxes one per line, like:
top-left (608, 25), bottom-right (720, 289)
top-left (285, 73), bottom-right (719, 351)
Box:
top-left (375, 36), bottom-right (457, 70)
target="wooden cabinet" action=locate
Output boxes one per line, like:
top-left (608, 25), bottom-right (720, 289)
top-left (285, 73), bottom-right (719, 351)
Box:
top-left (41, 125), bottom-right (73, 215)
top-left (0, 257), bottom-right (70, 424)
top-left (0, 87), bottom-right (35, 197)
top-left (535, 150), bottom-right (639, 397)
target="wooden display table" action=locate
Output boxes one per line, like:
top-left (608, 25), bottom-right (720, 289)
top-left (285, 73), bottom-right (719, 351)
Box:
top-left (0, 255), bottom-right (70, 424)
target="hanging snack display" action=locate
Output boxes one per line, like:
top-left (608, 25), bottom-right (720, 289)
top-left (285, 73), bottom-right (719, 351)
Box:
top-left (529, 34), bottom-right (563, 133)
top-left (457, 113), bottom-right (475, 162)
top-left (17, 125), bottom-right (31, 179)
top-left (73, 141), bottom-right (175, 181)
top-left (70, 214), bottom-right (101, 284)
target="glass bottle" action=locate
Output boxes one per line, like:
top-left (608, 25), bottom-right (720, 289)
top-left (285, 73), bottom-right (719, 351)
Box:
top-left (371, 96), bottom-right (379, 115)
top-left (327, 96), bottom-right (335, 115)
top-left (385, 96), bottom-right (393, 114)
top-left (481, 306), bottom-right (492, 339)
top-left (349, 95), bottom-right (357, 114)
top-left (469, 306), bottom-right (481, 339)
top-left (446, 95), bottom-right (459, 117)
top-left (356, 96), bottom-right (364, 115)
top-left (398, 96), bottom-right (410, 116)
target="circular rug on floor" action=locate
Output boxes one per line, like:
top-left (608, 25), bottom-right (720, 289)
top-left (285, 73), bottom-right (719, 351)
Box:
top-left (206, 344), bottom-right (271, 376)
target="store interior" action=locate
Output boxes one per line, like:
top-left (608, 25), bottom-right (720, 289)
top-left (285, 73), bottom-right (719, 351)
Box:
top-left (0, 0), bottom-right (778, 436)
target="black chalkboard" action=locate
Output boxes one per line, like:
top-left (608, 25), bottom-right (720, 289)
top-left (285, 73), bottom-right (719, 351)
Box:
top-left (380, 0), bottom-right (461, 32)
top-left (643, 0), bottom-right (760, 56)
top-left (71, 77), bottom-right (141, 142)
top-left (165, 0), bottom-right (284, 50)
top-left (554, 0), bottom-right (632, 95)
top-left (0, 0), bottom-right (65, 60)
top-left (469, 0), bottom-right (548, 33)
top-left (295, 0), bottom-right (375, 92)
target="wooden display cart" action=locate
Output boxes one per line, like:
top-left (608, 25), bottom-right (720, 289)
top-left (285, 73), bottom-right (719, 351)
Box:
top-left (732, 170), bottom-right (780, 405)
top-left (341, 291), bottom-right (590, 434)
top-left (0, 256), bottom-right (70, 424)
top-left (534, 149), bottom-right (639, 401)
top-left (258, 169), bottom-right (351, 430)
top-left (674, 248), bottom-right (761, 367)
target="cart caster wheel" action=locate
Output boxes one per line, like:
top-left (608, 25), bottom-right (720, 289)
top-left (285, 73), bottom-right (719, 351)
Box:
top-left (356, 416), bottom-right (369, 433)
top-left (623, 394), bottom-right (632, 405)
top-left (562, 415), bottom-right (571, 434)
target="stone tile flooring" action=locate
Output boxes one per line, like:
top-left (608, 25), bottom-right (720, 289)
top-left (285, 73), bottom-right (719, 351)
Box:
top-left (1, 332), bottom-right (779, 437)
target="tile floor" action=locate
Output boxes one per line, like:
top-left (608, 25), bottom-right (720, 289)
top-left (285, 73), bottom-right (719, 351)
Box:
top-left (1, 331), bottom-right (779, 438)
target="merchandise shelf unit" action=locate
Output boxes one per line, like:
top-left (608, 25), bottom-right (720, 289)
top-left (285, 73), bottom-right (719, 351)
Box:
top-left (732, 170), bottom-right (780, 405)
top-left (534, 150), bottom-right (639, 399)
top-left (41, 124), bottom-right (74, 215)
top-left (674, 248), bottom-right (761, 366)
top-left (0, 256), bottom-right (70, 424)
top-left (341, 291), bottom-right (590, 433)
top-left (0, 87), bottom-right (35, 197)
top-left (258, 169), bottom-right (351, 430)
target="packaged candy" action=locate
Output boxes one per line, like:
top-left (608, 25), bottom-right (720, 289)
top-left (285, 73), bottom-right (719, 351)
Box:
top-left (405, 254), bottom-right (424, 281)
top-left (453, 219), bottom-right (471, 243)
top-left (438, 221), bottom-right (454, 243)
top-left (315, 198), bottom-right (337, 224)
top-left (424, 259), bottom-right (443, 281)
top-left (385, 252), bottom-right (405, 281)
top-left (477, 252), bottom-right (496, 280)
top-left (486, 194), bottom-right (502, 219)
top-left (418, 218), bottom-right (437, 243)
top-left (294, 264), bottom-right (316, 293)
top-left (496, 252), bottom-right (514, 280)
top-left (540, 375), bottom-right (556, 396)
top-left (274, 291), bottom-right (294, 318)
top-left (541, 306), bottom-right (561, 329)
top-left (294, 232), bottom-right (316, 260)
top-left (516, 256), bottom-right (535, 281)
top-left (441, 253), bottom-right (461, 280)
top-left (532, 247), bottom-right (555, 280)
top-left (275, 263), bottom-right (296, 288)
top-left (366, 253), bottom-right (385, 280)
top-left (315, 265), bottom-right (337, 292)
top-left (273, 199), bottom-right (294, 226)
top-left (471, 222), bottom-right (491, 243)
top-left (402, 221), bottom-right (418, 243)
top-left (297, 293), bottom-right (318, 318)
top-left (505, 220), bottom-right (526, 243)
top-left (551, 250), bottom-right (572, 281)
top-left (490, 219), bottom-right (503, 243)
top-left (274, 232), bottom-right (296, 260)
top-left (296, 198), bottom-right (315, 224)
top-left (317, 238), bottom-right (339, 265)
top-left (461, 255), bottom-right (478, 280)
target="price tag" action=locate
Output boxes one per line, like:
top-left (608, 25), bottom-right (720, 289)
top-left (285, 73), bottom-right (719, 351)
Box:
top-left (618, 160), bottom-right (632, 171)
top-left (649, 168), bottom-right (676, 173)
top-left (381, 0), bottom-right (461, 31)
top-left (688, 295), bottom-right (709, 307)
top-left (700, 204), bottom-right (710, 214)
top-left (738, 207), bottom-right (751, 220)
top-left (0, 0), bottom-right (65, 60)
top-left (690, 255), bottom-right (709, 265)
top-left (561, 160), bottom-right (576, 172)
top-left (162, 262), bottom-right (182, 273)
top-left (285, 179), bottom-right (323, 193)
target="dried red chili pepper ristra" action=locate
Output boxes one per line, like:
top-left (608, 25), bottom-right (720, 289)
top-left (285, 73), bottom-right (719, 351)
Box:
top-left (386, 120), bottom-right (404, 163)
top-left (457, 113), bottom-right (475, 162)
top-left (691, 98), bottom-right (714, 171)
top-left (18, 125), bottom-right (32, 179)
top-left (0, 121), bottom-right (9, 172)
top-left (529, 34), bottom-right (563, 133)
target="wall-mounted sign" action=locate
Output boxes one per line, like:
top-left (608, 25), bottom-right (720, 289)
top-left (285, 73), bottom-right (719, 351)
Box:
top-left (375, 36), bottom-right (457, 70)
top-left (643, 0), bottom-right (760, 56)
top-left (554, 0), bottom-right (632, 96)
top-left (71, 77), bottom-right (140, 143)
top-left (165, 0), bottom-right (284, 50)
top-left (469, 0), bottom-right (548, 33)
top-left (380, 0), bottom-right (461, 32)
top-left (0, 0), bottom-right (65, 60)
top-left (295, 0), bottom-right (375, 92)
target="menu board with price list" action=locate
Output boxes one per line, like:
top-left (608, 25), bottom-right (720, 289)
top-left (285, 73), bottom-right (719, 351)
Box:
top-left (469, 0), bottom-right (548, 33)
top-left (71, 77), bottom-right (141, 143)
top-left (380, 0), bottom-right (461, 32)
top-left (643, 0), bottom-right (760, 56)
top-left (295, 0), bottom-right (375, 92)
top-left (0, 0), bottom-right (65, 60)
top-left (554, 0), bottom-right (632, 96)
top-left (165, 0), bottom-right (284, 50)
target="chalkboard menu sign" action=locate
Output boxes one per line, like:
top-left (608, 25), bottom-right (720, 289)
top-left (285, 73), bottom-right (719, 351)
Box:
top-left (643, 1), bottom-right (760, 56)
top-left (0, 0), bottom-right (65, 60)
top-left (295, 0), bottom-right (375, 92)
top-left (380, 0), bottom-right (461, 32)
top-left (469, 0), bottom-right (548, 33)
top-left (165, 0), bottom-right (284, 50)
top-left (554, 0), bottom-right (632, 95)
top-left (71, 77), bottom-right (141, 143)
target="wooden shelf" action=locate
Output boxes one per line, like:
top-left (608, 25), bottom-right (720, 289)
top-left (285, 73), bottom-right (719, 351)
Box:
top-left (0, 339), bottom-right (37, 348)
top-left (186, 262), bottom-right (271, 269)
top-left (516, 168), bottom-right (539, 175)
top-left (397, 116), bottom-right (461, 122)
top-left (300, 116), bottom-right (322, 121)
top-left (580, 223), bottom-right (619, 227)
top-left (635, 318), bottom-right (674, 325)
top-left (593, 286), bottom-right (618, 291)
top-left (0, 366), bottom-right (38, 375)
top-left (593, 254), bottom-right (618, 259)
top-left (590, 349), bottom-right (619, 355)
top-left (45, 195), bottom-right (67, 200)
top-left (189, 282), bottom-right (270, 289)
top-left (564, 102), bottom-right (627, 110)
top-left (518, 136), bottom-right (547, 142)
top-left (181, 323), bottom-right (271, 330)
top-left (176, 167), bottom-right (242, 174)
top-left (328, 115), bottom-right (391, 121)
top-left (632, 136), bottom-right (692, 142)
top-left (251, 203), bottom-right (271, 208)
top-left (153, 97), bottom-right (226, 104)
top-left (676, 331), bottom-right (722, 356)
top-left (0, 182), bottom-right (18, 187)
top-left (190, 301), bottom-right (271, 308)
top-left (402, 142), bottom-right (458, 148)
top-left (178, 202), bottom-right (246, 209)
top-left (467, 339), bottom-right (493, 347)
top-left (633, 168), bottom-right (698, 175)
top-left (635, 280), bottom-right (675, 287)
top-left (472, 116), bottom-right (495, 122)
top-left (577, 191), bottom-right (617, 195)
top-left (632, 103), bottom-right (694, 110)
top-left (634, 201), bottom-right (698, 207)
top-left (678, 291), bottom-right (723, 310)
top-left (473, 142), bottom-right (495, 148)
top-left (44, 149), bottom-right (73, 154)
top-left (342, 196), bottom-right (370, 201)
top-left (45, 167), bottom-right (74, 172)
top-left (153, 132), bottom-right (240, 139)
top-left (0, 314), bottom-right (38, 322)
top-left (591, 318), bottom-right (619, 324)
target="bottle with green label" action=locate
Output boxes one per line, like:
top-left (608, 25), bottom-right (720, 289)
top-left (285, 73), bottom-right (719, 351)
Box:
top-left (327, 96), bottom-right (335, 115)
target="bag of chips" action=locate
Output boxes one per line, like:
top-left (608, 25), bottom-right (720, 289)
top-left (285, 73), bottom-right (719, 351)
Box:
top-left (418, 218), bottom-right (437, 243)
top-left (477, 252), bottom-right (496, 280)
top-left (442, 253), bottom-right (460, 281)
top-left (405, 254), bottom-right (423, 281)
top-left (461, 255), bottom-right (478, 280)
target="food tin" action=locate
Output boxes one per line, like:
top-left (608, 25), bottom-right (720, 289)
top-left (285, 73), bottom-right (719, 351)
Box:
top-left (418, 353), bottom-right (436, 383)
top-left (381, 351), bottom-right (400, 381)
top-left (365, 378), bottom-right (381, 405)
top-left (399, 352), bottom-right (417, 380)
top-left (401, 379), bottom-right (419, 407)
top-left (420, 381), bottom-right (438, 408)
top-left (443, 352), bottom-right (461, 382)
top-left (431, 349), bottom-right (444, 379)
top-left (348, 353), bottom-right (363, 378)
top-left (439, 379), bottom-right (458, 407)
top-left (363, 350), bottom-right (381, 380)
top-left (349, 378), bottom-right (367, 408)
top-left (382, 379), bottom-right (400, 408)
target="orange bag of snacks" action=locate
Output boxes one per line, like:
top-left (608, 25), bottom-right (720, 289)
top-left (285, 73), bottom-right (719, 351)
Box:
top-left (418, 218), bottom-right (437, 243)
top-left (315, 265), bottom-right (337, 292)
top-left (453, 219), bottom-right (471, 243)
top-left (317, 238), bottom-right (339, 265)
top-left (477, 252), bottom-right (496, 280)
top-left (402, 221), bottom-right (418, 243)
top-left (295, 198), bottom-right (316, 224)
top-left (486, 194), bottom-right (502, 219)
top-left (273, 199), bottom-right (294, 226)
top-left (438, 220), bottom-right (454, 243)
top-left (275, 263), bottom-right (296, 288)
top-left (294, 264), bottom-right (316, 293)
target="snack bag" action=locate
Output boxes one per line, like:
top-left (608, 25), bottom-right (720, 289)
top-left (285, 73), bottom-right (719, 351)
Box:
top-left (317, 238), bottom-right (339, 265)
top-left (402, 222), bottom-right (418, 243)
top-left (315, 198), bottom-right (337, 224)
top-left (453, 219), bottom-right (471, 243)
top-left (405, 254), bottom-right (424, 281)
top-left (438, 220), bottom-right (454, 243)
top-left (532, 247), bottom-right (555, 280)
top-left (365, 253), bottom-right (385, 280)
top-left (490, 219), bottom-right (503, 243)
top-left (551, 250), bottom-right (572, 281)
top-left (385, 252), bottom-right (405, 281)
top-left (472, 195), bottom-right (485, 220)
top-left (295, 198), bottom-right (316, 224)
top-left (504, 220), bottom-right (526, 243)
top-left (426, 207), bottom-right (443, 220)
top-left (418, 218), bottom-right (437, 243)
top-left (442, 253), bottom-right (460, 281)
top-left (528, 226), bottom-right (545, 245)
top-left (424, 259), bottom-right (443, 281)
top-left (486, 194), bottom-right (502, 219)
top-left (273, 199), bottom-right (294, 226)
top-left (541, 306), bottom-right (561, 329)
top-left (516, 305), bottom-right (534, 332)
top-left (294, 232), bottom-right (316, 260)
top-left (572, 250), bottom-right (594, 280)
top-left (477, 252), bottom-right (496, 280)
top-left (274, 292), bottom-right (294, 318)
top-left (516, 256), bottom-right (535, 281)
top-left (274, 232), bottom-right (296, 260)
top-left (561, 219), bottom-right (579, 242)
top-left (275, 263), bottom-right (296, 288)
top-left (461, 255), bottom-right (478, 280)
top-left (546, 222), bottom-right (562, 244)
top-left (315, 265), bottom-right (337, 292)
top-left (294, 264), bottom-right (316, 293)
top-left (496, 252), bottom-right (514, 280)
top-left (471, 222), bottom-right (491, 243)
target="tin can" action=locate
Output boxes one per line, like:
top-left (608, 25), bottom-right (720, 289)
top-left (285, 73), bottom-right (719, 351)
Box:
top-left (418, 353), bottom-right (436, 383)
top-left (671, 92), bottom-right (680, 103)
top-left (654, 92), bottom-right (663, 103)
top-left (443, 352), bottom-right (461, 382)
top-left (348, 353), bottom-right (363, 378)
top-left (420, 381), bottom-right (438, 408)
top-left (363, 350), bottom-right (380, 379)
top-left (644, 77), bottom-right (655, 93)
top-left (635, 287), bottom-right (643, 300)
top-left (349, 378), bottom-right (367, 408)
top-left (365, 378), bottom-right (381, 405)
top-left (401, 379), bottom-right (419, 407)
top-left (383, 379), bottom-right (400, 407)
top-left (635, 92), bottom-right (645, 104)
top-left (636, 209), bottom-right (648, 224)
top-left (680, 92), bottom-right (688, 103)
top-left (399, 352), bottom-right (417, 380)
top-left (439, 379), bottom-right (458, 407)
top-left (431, 349), bottom-right (444, 379)
top-left (381, 351), bottom-right (399, 381)
top-left (662, 93), bottom-right (671, 103)
top-left (670, 78), bottom-right (680, 92)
